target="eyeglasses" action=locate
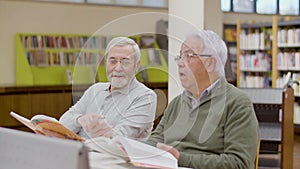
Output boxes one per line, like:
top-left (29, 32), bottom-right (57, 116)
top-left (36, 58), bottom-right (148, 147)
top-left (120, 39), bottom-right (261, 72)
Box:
top-left (107, 58), bottom-right (133, 67)
top-left (174, 53), bottom-right (211, 62)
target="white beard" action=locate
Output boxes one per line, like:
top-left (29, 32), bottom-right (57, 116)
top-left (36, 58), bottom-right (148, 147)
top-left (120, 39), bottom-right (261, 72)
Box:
top-left (108, 70), bottom-right (135, 89)
top-left (110, 76), bottom-right (128, 89)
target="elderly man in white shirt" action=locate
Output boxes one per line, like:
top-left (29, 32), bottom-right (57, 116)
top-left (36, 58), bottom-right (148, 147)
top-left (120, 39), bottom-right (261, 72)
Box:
top-left (59, 37), bottom-right (157, 139)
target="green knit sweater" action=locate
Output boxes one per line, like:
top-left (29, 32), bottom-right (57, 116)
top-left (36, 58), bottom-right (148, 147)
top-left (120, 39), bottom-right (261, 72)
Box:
top-left (147, 78), bottom-right (259, 169)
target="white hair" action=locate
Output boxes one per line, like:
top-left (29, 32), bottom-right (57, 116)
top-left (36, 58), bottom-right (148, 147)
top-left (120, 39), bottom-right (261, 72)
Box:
top-left (105, 37), bottom-right (141, 63)
top-left (186, 30), bottom-right (228, 76)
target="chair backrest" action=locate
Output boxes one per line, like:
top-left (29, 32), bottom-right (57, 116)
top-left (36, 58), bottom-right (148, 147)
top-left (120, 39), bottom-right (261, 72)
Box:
top-left (254, 140), bottom-right (260, 169)
top-left (153, 89), bottom-right (167, 130)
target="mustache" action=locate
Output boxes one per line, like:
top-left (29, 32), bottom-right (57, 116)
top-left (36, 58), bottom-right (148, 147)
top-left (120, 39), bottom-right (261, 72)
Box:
top-left (111, 72), bottom-right (126, 77)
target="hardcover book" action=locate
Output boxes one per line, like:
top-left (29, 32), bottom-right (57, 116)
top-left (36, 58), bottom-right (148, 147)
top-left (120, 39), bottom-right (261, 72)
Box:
top-left (10, 111), bottom-right (84, 142)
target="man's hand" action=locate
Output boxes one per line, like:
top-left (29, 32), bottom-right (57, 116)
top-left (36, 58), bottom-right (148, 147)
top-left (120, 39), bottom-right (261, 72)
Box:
top-left (156, 143), bottom-right (180, 160)
top-left (77, 114), bottom-right (113, 138)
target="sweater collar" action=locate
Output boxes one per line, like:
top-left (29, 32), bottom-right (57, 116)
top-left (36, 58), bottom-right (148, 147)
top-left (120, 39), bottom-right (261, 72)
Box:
top-left (106, 78), bottom-right (138, 95)
top-left (182, 77), bottom-right (227, 106)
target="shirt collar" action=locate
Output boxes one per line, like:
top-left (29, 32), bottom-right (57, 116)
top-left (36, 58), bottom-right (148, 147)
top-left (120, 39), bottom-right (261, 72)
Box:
top-left (185, 78), bottom-right (221, 102)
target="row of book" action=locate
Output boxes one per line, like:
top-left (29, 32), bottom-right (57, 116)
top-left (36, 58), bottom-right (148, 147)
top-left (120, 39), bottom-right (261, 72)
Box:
top-left (277, 51), bottom-right (300, 70)
top-left (276, 72), bottom-right (300, 88)
top-left (21, 34), bottom-right (159, 50)
top-left (25, 50), bottom-right (104, 66)
top-left (294, 102), bottom-right (300, 124)
top-left (239, 52), bottom-right (271, 71)
top-left (21, 35), bottom-right (111, 50)
top-left (278, 28), bottom-right (300, 46)
top-left (278, 72), bottom-right (300, 124)
top-left (240, 28), bottom-right (272, 50)
top-left (25, 48), bottom-right (165, 67)
top-left (239, 74), bottom-right (271, 88)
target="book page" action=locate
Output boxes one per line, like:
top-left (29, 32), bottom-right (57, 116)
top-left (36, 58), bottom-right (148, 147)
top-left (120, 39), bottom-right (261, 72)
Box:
top-left (10, 111), bottom-right (84, 141)
top-left (85, 137), bottom-right (127, 159)
top-left (30, 114), bottom-right (59, 123)
top-left (88, 152), bottom-right (127, 169)
top-left (115, 136), bottom-right (178, 169)
top-left (10, 112), bottom-right (36, 131)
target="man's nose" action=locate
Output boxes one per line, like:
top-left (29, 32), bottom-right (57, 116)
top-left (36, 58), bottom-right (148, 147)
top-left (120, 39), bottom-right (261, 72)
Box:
top-left (177, 59), bottom-right (185, 67)
top-left (114, 61), bottom-right (123, 70)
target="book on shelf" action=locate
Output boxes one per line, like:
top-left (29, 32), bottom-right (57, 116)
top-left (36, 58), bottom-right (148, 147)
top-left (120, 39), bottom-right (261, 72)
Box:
top-left (85, 136), bottom-right (178, 169)
top-left (224, 28), bottom-right (237, 42)
top-left (140, 35), bottom-right (155, 48)
top-left (10, 111), bottom-right (84, 142)
top-left (147, 48), bottom-right (162, 66)
top-left (32, 49), bottom-right (48, 66)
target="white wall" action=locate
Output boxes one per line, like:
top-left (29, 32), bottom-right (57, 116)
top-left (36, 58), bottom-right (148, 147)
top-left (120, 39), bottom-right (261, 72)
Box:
top-left (168, 0), bottom-right (205, 101)
top-left (205, 0), bottom-right (223, 37)
top-left (0, 0), bottom-right (167, 85)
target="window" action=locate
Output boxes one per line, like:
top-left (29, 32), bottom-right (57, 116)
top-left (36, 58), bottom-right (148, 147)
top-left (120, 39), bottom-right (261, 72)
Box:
top-left (87, 0), bottom-right (111, 4)
top-left (142, 0), bottom-right (168, 8)
top-left (279, 0), bottom-right (299, 15)
top-left (86, 0), bottom-right (168, 8)
top-left (32, 0), bottom-right (168, 8)
top-left (37, 0), bottom-right (84, 2)
top-left (221, 0), bottom-right (231, 12)
top-left (232, 0), bottom-right (255, 13)
top-left (256, 0), bottom-right (277, 15)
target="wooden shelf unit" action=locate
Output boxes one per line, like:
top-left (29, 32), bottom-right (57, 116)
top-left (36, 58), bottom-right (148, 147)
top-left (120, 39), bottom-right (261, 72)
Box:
top-left (240, 87), bottom-right (294, 169)
top-left (223, 24), bottom-right (237, 85)
top-left (15, 33), bottom-right (168, 86)
top-left (236, 18), bottom-right (274, 88)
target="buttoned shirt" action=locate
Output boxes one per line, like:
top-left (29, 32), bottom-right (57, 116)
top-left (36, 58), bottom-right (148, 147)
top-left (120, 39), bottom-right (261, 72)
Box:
top-left (59, 78), bottom-right (157, 139)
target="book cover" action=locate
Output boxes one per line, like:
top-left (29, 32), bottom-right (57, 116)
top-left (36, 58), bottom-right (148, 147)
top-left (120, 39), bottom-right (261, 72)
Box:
top-left (10, 111), bottom-right (84, 142)
top-left (147, 48), bottom-right (162, 66)
top-left (32, 49), bottom-right (48, 66)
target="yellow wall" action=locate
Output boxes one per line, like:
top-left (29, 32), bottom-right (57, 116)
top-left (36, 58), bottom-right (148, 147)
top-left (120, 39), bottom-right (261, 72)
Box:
top-left (0, 0), bottom-right (167, 85)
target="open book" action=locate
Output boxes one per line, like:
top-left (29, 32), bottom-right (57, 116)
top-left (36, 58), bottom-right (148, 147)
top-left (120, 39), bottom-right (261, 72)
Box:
top-left (85, 136), bottom-right (178, 169)
top-left (10, 111), bottom-right (84, 142)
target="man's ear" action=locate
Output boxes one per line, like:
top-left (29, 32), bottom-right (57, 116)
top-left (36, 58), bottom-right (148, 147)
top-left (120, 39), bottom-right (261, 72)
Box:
top-left (135, 60), bottom-right (141, 72)
top-left (206, 57), bottom-right (216, 72)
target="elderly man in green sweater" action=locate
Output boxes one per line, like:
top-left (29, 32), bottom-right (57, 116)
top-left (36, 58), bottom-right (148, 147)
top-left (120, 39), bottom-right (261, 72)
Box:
top-left (147, 30), bottom-right (259, 169)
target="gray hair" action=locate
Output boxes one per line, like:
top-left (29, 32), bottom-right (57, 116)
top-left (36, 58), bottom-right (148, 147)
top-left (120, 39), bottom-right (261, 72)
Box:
top-left (186, 30), bottom-right (228, 76)
top-left (105, 37), bottom-right (141, 63)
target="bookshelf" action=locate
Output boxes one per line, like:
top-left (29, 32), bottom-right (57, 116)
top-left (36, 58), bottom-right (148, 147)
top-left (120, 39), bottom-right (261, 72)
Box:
top-left (223, 24), bottom-right (237, 85)
top-left (236, 19), bottom-right (274, 88)
top-left (237, 15), bottom-right (300, 133)
top-left (240, 87), bottom-right (294, 169)
top-left (15, 33), bottom-right (168, 86)
top-left (275, 18), bottom-right (300, 127)
top-left (16, 33), bottom-right (107, 85)
top-left (129, 35), bottom-right (168, 83)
